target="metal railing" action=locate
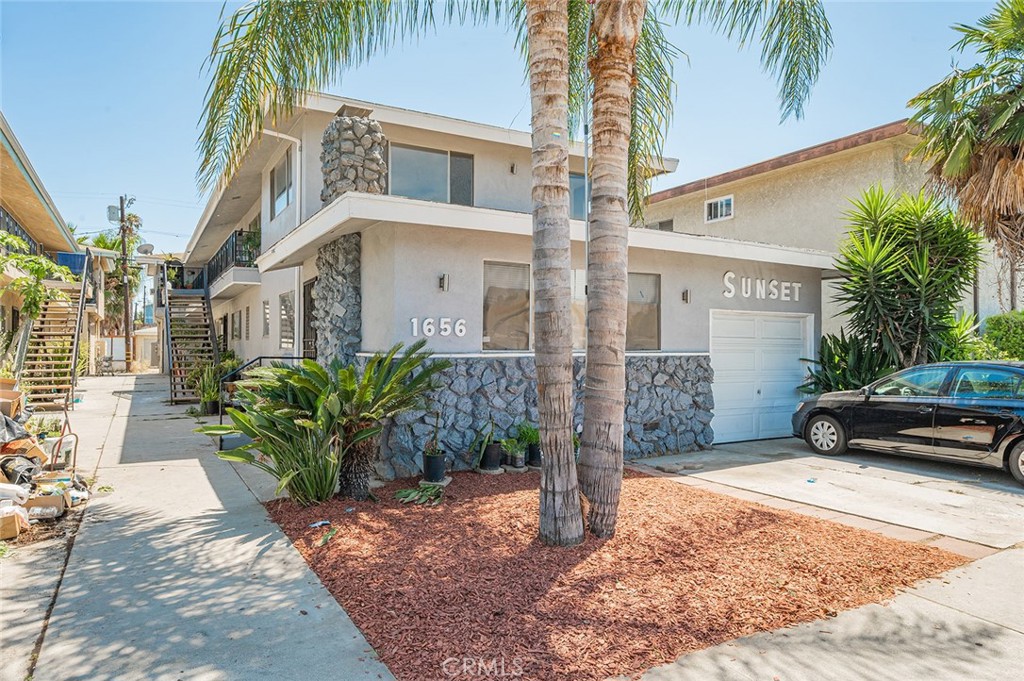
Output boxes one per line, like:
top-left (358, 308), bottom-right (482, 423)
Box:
top-left (217, 355), bottom-right (302, 449)
top-left (68, 248), bottom-right (92, 405)
top-left (165, 263), bottom-right (206, 291)
top-left (207, 230), bottom-right (260, 285)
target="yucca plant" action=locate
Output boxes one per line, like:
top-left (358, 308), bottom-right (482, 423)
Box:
top-left (834, 187), bottom-right (983, 369)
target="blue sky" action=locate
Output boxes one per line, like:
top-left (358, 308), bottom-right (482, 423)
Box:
top-left (0, 0), bottom-right (994, 254)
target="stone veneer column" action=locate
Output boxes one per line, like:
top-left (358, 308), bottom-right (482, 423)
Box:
top-left (312, 235), bottom-right (361, 366)
top-left (312, 112), bottom-right (388, 365)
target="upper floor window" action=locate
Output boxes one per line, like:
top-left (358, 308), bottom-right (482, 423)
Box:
top-left (570, 173), bottom-right (587, 220)
top-left (704, 195), bottom-right (733, 223)
top-left (390, 144), bottom-right (473, 206)
top-left (645, 219), bottom-right (673, 231)
top-left (271, 149), bottom-right (294, 219)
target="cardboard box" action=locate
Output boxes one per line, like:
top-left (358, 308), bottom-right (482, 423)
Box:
top-left (0, 513), bottom-right (22, 540)
top-left (0, 377), bottom-right (17, 392)
top-left (0, 390), bottom-right (23, 419)
top-left (1, 438), bottom-right (48, 466)
top-left (23, 490), bottom-right (71, 517)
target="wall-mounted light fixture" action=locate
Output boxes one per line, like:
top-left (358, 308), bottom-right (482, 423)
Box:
top-left (510, 162), bottom-right (518, 175)
top-left (681, 289), bottom-right (690, 304)
top-left (439, 273), bottom-right (450, 292)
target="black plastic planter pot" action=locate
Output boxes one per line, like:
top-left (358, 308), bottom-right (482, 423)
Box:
top-left (202, 400), bottom-right (220, 416)
top-left (480, 443), bottom-right (505, 471)
top-left (527, 444), bottom-right (542, 467)
top-left (423, 452), bottom-right (446, 482)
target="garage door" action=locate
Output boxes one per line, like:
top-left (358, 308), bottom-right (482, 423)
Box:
top-left (710, 311), bottom-right (811, 444)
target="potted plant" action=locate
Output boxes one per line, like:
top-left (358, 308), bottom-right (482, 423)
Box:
top-left (516, 423), bottom-right (541, 467)
top-left (196, 365), bottom-right (221, 415)
top-left (501, 437), bottom-right (526, 469)
top-left (472, 421), bottom-right (503, 472)
top-left (422, 413), bottom-right (446, 483)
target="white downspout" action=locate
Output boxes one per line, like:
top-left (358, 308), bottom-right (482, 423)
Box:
top-left (262, 128), bottom-right (303, 358)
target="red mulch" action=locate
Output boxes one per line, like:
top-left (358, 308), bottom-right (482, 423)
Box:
top-left (267, 470), bottom-right (966, 681)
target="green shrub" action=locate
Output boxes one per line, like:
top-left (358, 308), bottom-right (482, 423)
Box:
top-left (983, 311), bottom-right (1024, 360)
top-left (800, 330), bottom-right (894, 394)
top-left (943, 314), bottom-right (1014, 361)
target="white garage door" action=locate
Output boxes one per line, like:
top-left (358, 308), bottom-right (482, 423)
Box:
top-left (710, 311), bottom-right (812, 444)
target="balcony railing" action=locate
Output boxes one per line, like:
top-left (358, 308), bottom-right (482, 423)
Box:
top-left (207, 230), bottom-right (260, 285)
top-left (1, 206), bottom-right (42, 255)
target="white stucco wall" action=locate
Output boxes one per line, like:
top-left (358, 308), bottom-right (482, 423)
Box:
top-left (358, 224), bottom-right (821, 355)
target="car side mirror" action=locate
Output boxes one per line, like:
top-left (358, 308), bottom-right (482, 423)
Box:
top-left (859, 386), bottom-right (872, 398)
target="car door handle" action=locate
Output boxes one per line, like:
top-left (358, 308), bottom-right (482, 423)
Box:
top-left (917, 406), bottom-right (932, 414)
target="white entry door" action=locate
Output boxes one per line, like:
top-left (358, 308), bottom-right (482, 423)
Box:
top-left (710, 311), bottom-right (812, 444)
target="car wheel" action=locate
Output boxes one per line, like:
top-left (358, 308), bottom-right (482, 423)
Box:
top-left (1009, 441), bottom-right (1024, 487)
top-left (805, 414), bottom-right (848, 456)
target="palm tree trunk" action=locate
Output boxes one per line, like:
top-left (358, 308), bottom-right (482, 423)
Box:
top-left (527, 0), bottom-right (585, 547)
top-left (338, 426), bottom-right (375, 501)
top-left (578, 0), bottom-right (645, 538)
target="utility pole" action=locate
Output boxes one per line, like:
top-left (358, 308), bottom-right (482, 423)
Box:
top-left (120, 195), bottom-right (133, 371)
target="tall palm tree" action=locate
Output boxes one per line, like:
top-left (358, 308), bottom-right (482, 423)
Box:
top-left (574, 0), bottom-right (832, 537)
top-left (909, 0), bottom-right (1024, 261)
top-left (526, 0), bottom-right (586, 546)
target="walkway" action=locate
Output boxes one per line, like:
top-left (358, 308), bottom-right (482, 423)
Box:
top-left (1, 374), bottom-right (391, 681)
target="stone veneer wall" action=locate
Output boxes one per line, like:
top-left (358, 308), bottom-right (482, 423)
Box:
top-left (312, 234), bottom-right (361, 366)
top-left (320, 115), bottom-right (388, 203)
top-left (313, 113), bottom-right (389, 365)
top-left (371, 353), bottom-right (715, 480)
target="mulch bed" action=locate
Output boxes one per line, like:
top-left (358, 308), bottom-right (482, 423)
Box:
top-left (267, 469), bottom-right (966, 681)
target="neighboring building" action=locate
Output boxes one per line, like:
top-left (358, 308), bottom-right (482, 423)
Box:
top-left (172, 94), bottom-right (834, 476)
top-left (647, 120), bottom-right (1022, 442)
top-left (1, 110), bottom-right (110, 404)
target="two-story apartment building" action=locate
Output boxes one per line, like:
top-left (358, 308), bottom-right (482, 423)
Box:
top-left (1, 110), bottom-right (110, 406)
top-left (176, 94), bottom-right (834, 476)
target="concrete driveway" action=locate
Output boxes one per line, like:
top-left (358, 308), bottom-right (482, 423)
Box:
top-left (635, 438), bottom-right (1024, 551)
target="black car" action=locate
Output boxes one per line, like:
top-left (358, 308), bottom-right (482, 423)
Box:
top-left (792, 361), bottom-right (1024, 487)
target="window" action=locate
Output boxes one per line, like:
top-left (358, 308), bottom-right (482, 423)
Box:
top-left (390, 144), bottom-right (473, 206)
top-left (874, 366), bottom-right (950, 397)
top-left (627, 273), bottom-right (660, 350)
top-left (951, 368), bottom-right (1022, 399)
top-left (279, 292), bottom-right (295, 349)
top-left (483, 262), bottom-right (530, 350)
top-left (570, 173), bottom-right (587, 221)
top-left (271, 149), bottom-right (294, 219)
top-left (231, 311), bottom-right (241, 340)
top-left (262, 300), bottom-right (271, 338)
top-left (704, 195), bottom-right (733, 223)
top-left (245, 306), bottom-right (250, 341)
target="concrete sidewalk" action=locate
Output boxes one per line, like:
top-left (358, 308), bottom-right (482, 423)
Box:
top-left (8, 374), bottom-right (392, 681)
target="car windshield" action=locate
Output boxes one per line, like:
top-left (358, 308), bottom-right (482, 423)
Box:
top-left (873, 366), bottom-right (949, 397)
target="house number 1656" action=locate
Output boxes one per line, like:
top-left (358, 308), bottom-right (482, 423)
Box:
top-left (410, 317), bottom-right (467, 338)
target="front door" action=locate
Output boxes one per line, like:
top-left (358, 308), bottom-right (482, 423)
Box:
top-left (933, 366), bottom-right (1023, 461)
top-left (302, 278), bottom-right (317, 359)
top-left (849, 365), bottom-right (952, 456)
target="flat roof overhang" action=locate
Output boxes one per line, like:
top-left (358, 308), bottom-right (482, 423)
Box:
top-left (209, 266), bottom-right (261, 300)
top-left (257, 192), bottom-right (835, 273)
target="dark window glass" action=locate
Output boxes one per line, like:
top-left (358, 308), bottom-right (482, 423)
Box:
top-left (951, 368), bottom-right (1022, 399)
top-left (271, 150), bottom-right (293, 219)
top-left (570, 173), bottom-right (586, 220)
top-left (391, 145), bottom-right (448, 202)
top-left (874, 367), bottom-right (950, 397)
top-left (450, 152), bottom-right (474, 206)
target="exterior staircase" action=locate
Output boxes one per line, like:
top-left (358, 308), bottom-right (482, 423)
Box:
top-left (167, 290), bottom-right (218, 403)
top-left (20, 282), bottom-right (83, 410)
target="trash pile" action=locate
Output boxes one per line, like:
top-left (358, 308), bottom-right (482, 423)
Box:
top-left (0, 400), bottom-right (87, 542)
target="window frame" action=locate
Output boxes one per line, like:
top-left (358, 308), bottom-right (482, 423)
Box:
top-left (872, 366), bottom-right (952, 398)
top-left (388, 143), bottom-right (474, 206)
top-left (262, 300), bottom-right (271, 338)
top-left (569, 172), bottom-right (587, 221)
top-left (482, 260), bottom-right (532, 351)
top-left (270, 148), bottom-right (294, 219)
top-left (279, 291), bottom-right (295, 350)
top-left (704, 195), bottom-right (734, 224)
top-left (950, 366), bottom-right (1024, 399)
top-left (626, 272), bottom-right (662, 351)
